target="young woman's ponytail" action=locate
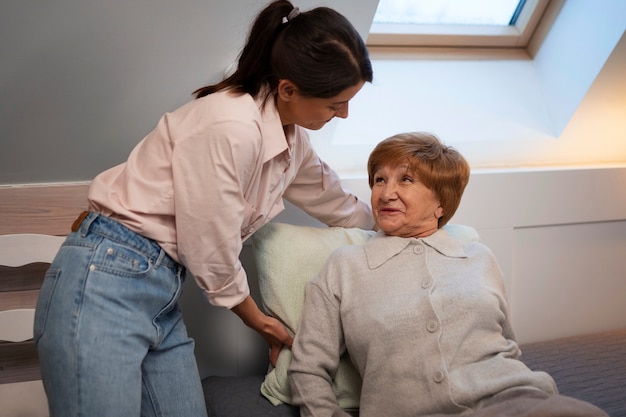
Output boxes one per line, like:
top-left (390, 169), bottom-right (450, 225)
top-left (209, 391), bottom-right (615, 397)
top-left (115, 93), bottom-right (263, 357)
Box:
top-left (194, 0), bottom-right (372, 100)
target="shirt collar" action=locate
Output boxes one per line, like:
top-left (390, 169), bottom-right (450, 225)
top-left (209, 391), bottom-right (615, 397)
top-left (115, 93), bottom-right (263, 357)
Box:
top-left (256, 92), bottom-right (290, 163)
top-left (364, 227), bottom-right (468, 269)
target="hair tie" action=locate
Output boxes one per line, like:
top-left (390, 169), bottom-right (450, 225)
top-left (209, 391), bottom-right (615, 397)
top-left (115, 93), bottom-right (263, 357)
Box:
top-left (282, 7), bottom-right (300, 24)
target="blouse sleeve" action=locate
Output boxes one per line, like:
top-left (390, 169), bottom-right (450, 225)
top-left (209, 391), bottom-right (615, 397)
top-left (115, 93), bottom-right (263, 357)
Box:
top-left (171, 116), bottom-right (262, 308)
top-left (284, 128), bottom-right (374, 230)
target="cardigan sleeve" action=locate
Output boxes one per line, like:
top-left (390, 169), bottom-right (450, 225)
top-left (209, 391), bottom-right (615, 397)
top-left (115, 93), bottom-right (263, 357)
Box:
top-left (288, 275), bottom-right (346, 417)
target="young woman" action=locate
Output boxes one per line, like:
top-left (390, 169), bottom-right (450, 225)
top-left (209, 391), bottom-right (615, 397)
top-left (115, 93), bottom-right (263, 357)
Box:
top-left (34, 1), bottom-right (374, 416)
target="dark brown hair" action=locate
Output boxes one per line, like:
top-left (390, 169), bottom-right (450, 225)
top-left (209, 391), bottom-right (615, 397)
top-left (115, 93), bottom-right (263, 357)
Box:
top-left (193, 0), bottom-right (372, 100)
top-left (367, 132), bottom-right (470, 227)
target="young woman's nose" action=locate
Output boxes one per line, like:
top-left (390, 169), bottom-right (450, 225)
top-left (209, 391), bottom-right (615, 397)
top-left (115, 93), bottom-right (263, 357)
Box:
top-left (335, 102), bottom-right (349, 119)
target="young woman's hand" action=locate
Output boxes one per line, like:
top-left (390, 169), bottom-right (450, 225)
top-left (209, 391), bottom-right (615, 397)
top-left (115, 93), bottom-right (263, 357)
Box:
top-left (231, 295), bottom-right (293, 367)
top-left (260, 314), bottom-right (294, 367)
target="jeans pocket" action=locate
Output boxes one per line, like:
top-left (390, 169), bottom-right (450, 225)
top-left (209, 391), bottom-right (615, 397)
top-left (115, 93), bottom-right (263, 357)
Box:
top-left (93, 242), bottom-right (152, 277)
top-left (33, 268), bottom-right (61, 344)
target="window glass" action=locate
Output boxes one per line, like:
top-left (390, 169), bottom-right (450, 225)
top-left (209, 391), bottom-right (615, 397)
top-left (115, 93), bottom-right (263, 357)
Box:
top-left (373, 0), bottom-right (523, 26)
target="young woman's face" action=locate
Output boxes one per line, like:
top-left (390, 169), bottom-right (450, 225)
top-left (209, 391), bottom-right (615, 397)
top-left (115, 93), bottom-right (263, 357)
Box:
top-left (277, 81), bottom-right (364, 130)
top-left (370, 163), bottom-right (443, 238)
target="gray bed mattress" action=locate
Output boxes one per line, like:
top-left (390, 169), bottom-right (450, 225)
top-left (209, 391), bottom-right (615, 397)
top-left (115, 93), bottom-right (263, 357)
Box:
top-left (203, 328), bottom-right (626, 417)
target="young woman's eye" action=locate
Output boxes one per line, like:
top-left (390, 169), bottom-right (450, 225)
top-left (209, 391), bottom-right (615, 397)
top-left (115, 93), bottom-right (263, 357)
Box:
top-left (329, 102), bottom-right (346, 112)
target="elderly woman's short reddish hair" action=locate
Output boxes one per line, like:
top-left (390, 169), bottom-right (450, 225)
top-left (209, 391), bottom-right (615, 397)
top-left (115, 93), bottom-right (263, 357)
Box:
top-left (367, 132), bottom-right (470, 228)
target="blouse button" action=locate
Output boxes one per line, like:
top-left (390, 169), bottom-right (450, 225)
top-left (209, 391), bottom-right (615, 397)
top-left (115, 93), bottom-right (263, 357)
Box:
top-left (413, 245), bottom-right (424, 254)
top-left (433, 370), bottom-right (445, 383)
top-left (421, 279), bottom-right (432, 289)
top-left (427, 320), bottom-right (438, 333)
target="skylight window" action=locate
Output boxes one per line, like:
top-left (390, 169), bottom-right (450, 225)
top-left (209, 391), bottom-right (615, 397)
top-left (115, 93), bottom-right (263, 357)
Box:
top-left (367, 0), bottom-right (553, 51)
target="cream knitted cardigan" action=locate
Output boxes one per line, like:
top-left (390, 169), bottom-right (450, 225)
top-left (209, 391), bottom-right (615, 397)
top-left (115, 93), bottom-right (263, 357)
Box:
top-left (288, 229), bottom-right (556, 417)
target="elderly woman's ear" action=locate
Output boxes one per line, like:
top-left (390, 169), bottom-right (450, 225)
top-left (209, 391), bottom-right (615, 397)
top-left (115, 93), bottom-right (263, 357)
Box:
top-left (435, 205), bottom-right (444, 220)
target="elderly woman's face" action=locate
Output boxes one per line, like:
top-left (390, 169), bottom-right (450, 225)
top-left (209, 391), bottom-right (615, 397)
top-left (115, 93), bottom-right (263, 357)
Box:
top-left (370, 163), bottom-right (443, 238)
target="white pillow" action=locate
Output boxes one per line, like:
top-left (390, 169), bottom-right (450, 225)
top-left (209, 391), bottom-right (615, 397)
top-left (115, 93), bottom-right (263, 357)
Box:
top-left (251, 222), bottom-right (481, 407)
top-left (252, 223), bottom-right (374, 408)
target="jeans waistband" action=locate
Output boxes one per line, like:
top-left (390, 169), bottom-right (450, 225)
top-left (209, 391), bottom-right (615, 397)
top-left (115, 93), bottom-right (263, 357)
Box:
top-left (73, 211), bottom-right (179, 271)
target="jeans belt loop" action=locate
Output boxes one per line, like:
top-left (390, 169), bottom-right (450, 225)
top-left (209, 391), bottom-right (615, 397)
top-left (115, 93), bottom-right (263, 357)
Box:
top-left (71, 210), bottom-right (97, 237)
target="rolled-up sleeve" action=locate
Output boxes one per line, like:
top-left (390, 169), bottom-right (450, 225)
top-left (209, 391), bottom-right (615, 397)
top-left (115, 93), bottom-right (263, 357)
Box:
top-left (284, 130), bottom-right (374, 230)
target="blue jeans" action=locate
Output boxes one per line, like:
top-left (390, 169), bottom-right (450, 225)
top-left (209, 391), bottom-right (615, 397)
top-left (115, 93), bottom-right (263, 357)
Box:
top-left (34, 212), bottom-right (208, 417)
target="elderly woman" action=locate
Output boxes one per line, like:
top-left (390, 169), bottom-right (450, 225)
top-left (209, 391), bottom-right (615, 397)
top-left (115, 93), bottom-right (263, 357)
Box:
top-left (287, 132), bottom-right (608, 417)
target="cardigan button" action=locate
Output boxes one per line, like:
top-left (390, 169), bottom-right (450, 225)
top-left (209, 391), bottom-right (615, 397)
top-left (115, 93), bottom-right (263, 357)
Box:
top-left (433, 370), bottom-right (445, 383)
top-left (421, 279), bottom-right (432, 289)
top-left (427, 320), bottom-right (438, 333)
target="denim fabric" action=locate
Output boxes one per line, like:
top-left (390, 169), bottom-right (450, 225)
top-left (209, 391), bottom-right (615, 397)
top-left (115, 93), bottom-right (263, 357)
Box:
top-left (34, 212), bottom-right (208, 417)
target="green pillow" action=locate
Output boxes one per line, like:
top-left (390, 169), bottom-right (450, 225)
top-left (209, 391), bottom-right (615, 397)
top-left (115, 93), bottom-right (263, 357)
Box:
top-left (252, 223), bottom-right (374, 408)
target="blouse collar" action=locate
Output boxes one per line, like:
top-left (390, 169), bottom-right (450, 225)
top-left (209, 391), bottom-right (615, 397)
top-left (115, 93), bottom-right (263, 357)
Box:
top-left (256, 91), bottom-right (291, 164)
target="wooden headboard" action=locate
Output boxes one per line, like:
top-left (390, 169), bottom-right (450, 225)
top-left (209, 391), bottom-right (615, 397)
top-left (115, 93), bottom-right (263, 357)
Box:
top-left (0, 182), bottom-right (89, 384)
top-left (0, 183), bottom-right (90, 236)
